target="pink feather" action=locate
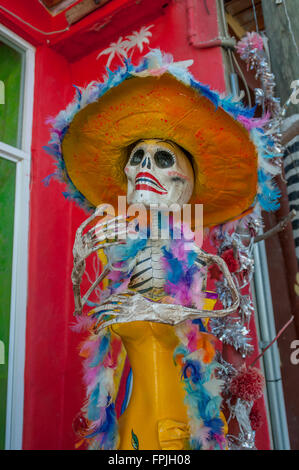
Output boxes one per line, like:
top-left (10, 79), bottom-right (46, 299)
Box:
top-left (238, 113), bottom-right (270, 131)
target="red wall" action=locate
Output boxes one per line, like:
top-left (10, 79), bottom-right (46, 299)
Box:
top-left (69, 0), bottom-right (225, 90)
top-left (0, 0), bottom-right (271, 450)
top-left (23, 45), bottom-right (76, 450)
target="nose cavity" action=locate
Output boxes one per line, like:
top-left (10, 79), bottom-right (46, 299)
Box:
top-left (141, 155), bottom-right (151, 169)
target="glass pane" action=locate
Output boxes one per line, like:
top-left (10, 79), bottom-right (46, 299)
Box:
top-left (0, 156), bottom-right (16, 449)
top-left (0, 36), bottom-right (24, 148)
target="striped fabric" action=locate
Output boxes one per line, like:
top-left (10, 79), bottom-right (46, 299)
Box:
top-left (283, 115), bottom-right (299, 265)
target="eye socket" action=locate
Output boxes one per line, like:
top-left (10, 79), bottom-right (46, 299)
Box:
top-left (130, 149), bottom-right (144, 166)
top-left (154, 150), bottom-right (175, 168)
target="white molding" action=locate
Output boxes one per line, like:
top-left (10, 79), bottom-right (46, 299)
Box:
top-left (0, 142), bottom-right (28, 162)
top-left (0, 23), bottom-right (35, 52)
top-left (22, 46), bottom-right (35, 154)
top-left (0, 23), bottom-right (35, 450)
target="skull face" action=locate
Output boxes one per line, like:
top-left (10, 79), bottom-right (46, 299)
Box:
top-left (124, 139), bottom-right (194, 208)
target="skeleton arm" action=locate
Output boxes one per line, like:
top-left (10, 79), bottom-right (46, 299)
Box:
top-left (91, 289), bottom-right (236, 333)
top-left (71, 209), bottom-right (128, 316)
top-left (91, 247), bottom-right (240, 332)
top-left (193, 249), bottom-right (240, 317)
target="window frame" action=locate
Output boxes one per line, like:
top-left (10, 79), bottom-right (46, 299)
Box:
top-left (0, 23), bottom-right (35, 450)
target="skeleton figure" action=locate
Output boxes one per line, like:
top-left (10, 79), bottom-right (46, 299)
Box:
top-left (71, 139), bottom-right (240, 329)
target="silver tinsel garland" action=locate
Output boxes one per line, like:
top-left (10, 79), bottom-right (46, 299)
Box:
top-left (208, 219), bottom-right (259, 448)
top-left (216, 355), bottom-right (256, 450)
top-left (211, 316), bottom-right (253, 358)
top-left (226, 399), bottom-right (256, 451)
top-left (210, 30), bottom-right (294, 450)
top-left (209, 216), bottom-right (260, 358)
top-left (236, 32), bottom-right (290, 165)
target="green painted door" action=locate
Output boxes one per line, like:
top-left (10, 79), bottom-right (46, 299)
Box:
top-left (0, 35), bottom-right (24, 449)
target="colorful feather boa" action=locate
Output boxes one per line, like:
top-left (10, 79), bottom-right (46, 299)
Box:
top-left (174, 322), bottom-right (226, 450)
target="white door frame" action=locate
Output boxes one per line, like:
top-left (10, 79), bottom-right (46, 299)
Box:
top-left (0, 23), bottom-right (35, 450)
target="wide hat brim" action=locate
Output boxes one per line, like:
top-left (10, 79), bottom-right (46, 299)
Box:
top-left (62, 73), bottom-right (258, 227)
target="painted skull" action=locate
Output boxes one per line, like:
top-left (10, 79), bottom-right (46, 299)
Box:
top-left (124, 139), bottom-right (194, 208)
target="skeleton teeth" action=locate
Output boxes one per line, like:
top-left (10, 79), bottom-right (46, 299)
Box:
top-left (135, 171), bottom-right (167, 193)
top-left (135, 183), bottom-right (167, 195)
top-left (135, 173), bottom-right (168, 194)
top-left (135, 177), bottom-right (163, 188)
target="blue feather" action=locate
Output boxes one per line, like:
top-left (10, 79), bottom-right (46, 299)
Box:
top-left (41, 173), bottom-right (56, 187)
top-left (183, 360), bottom-right (202, 383)
top-left (180, 351), bottom-right (225, 449)
top-left (87, 383), bottom-right (100, 421)
top-left (204, 417), bottom-right (224, 436)
top-left (43, 145), bottom-right (61, 158)
top-left (106, 236), bottom-right (147, 266)
top-left (258, 193), bottom-right (280, 211)
top-left (192, 318), bottom-right (206, 331)
top-left (73, 85), bottom-right (82, 103)
top-left (190, 78), bottom-right (220, 109)
top-left (85, 402), bottom-right (116, 436)
top-left (120, 368), bottom-right (133, 415)
top-left (187, 250), bottom-right (198, 267)
top-left (90, 335), bottom-right (110, 367)
top-left (173, 344), bottom-right (189, 365)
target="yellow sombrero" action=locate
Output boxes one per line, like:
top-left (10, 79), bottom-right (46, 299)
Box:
top-left (48, 52), bottom-right (264, 227)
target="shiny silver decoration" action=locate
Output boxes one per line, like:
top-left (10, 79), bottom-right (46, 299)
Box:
top-left (216, 355), bottom-right (256, 450)
top-left (237, 33), bottom-right (294, 175)
top-left (211, 317), bottom-right (254, 358)
top-left (209, 216), bottom-right (261, 357)
top-left (227, 399), bottom-right (256, 450)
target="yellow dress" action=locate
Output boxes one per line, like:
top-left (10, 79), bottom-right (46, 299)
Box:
top-left (112, 321), bottom-right (189, 450)
top-left (111, 297), bottom-right (227, 450)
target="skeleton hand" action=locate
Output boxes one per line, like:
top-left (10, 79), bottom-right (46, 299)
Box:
top-left (72, 207), bottom-right (128, 262)
top-left (71, 206), bottom-right (129, 316)
top-left (91, 290), bottom-right (230, 333)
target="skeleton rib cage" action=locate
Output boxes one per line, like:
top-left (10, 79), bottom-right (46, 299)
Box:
top-left (128, 240), bottom-right (207, 301)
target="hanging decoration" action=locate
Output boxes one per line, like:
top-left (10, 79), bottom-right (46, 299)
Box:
top-left (236, 31), bottom-right (287, 168)
top-left (206, 29), bottom-right (295, 450)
